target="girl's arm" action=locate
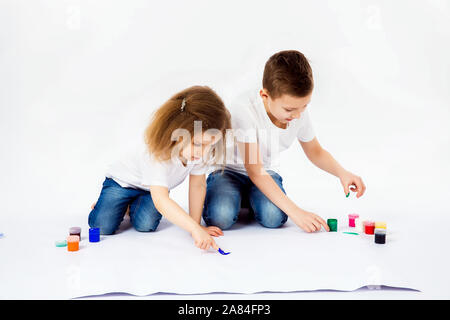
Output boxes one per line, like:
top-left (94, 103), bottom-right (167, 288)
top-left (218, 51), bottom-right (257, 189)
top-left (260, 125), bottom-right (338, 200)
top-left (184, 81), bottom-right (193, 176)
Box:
top-left (188, 174), bottom-right (207, 225)
top-left (149, 185), bottom-right (219, 250)
top-left (189, 174), bottom-right (223, 237)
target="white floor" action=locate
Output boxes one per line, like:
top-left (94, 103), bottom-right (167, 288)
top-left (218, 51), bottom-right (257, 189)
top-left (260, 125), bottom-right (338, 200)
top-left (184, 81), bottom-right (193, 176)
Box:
top-left (2, 0), bottom-right (450, 301)
top-left (79, 287), bottom-right (422, 300)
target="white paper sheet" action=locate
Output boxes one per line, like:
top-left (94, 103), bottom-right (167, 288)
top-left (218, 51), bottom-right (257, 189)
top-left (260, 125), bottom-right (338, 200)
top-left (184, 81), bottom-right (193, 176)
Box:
top-left (2, 208), bottom-right (445, 299)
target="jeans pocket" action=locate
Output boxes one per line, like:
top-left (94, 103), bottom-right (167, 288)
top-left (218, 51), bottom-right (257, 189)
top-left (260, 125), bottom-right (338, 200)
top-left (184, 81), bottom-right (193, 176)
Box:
top-left (103, 177), bottom-right (120, 188)
top-left (267, 170), bottom-right (283, 183)
top-left (206, 170), bottom-right (222, 183)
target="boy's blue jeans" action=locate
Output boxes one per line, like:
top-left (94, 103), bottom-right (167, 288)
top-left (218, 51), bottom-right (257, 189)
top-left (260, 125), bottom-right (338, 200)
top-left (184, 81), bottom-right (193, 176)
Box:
top-left (88, 178), bottom-right (162, 235)
top-left (202, 169), bottom-right (288, 230)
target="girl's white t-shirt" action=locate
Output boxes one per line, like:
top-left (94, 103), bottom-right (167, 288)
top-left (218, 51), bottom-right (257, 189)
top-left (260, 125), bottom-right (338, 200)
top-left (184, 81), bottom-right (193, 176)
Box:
top-left (223, 87), bottom-right (316, 175)
top-left (105, 145), bottom-right (208, 191)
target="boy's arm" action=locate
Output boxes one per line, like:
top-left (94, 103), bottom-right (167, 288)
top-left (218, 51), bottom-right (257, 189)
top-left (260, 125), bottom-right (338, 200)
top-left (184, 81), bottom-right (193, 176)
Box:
top-left (299, 137), bottom-right (366, 197)
top-left (237, 141), bottom-right (329, 232)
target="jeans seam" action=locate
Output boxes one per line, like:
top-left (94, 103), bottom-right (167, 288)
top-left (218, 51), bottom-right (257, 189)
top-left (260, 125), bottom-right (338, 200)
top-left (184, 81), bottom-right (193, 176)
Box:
top-left (131, 195), bottom-right (142, 225)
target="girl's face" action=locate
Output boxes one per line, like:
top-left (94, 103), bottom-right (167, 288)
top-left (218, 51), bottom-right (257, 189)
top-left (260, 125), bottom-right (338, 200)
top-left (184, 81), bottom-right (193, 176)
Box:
top-left (179, 131), bottom-right (222, 163)
top-left (260, 88), bottom-right (311, 125)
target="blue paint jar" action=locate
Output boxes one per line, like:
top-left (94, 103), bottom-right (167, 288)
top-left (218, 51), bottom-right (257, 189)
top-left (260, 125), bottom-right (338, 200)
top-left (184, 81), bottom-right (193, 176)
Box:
top-left (89, 228), bottom-right (100, 242)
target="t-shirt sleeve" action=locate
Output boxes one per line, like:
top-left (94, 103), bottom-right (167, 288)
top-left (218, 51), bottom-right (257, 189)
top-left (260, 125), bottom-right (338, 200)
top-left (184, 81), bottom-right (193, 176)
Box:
top-left (189, 164), bottom-right (208, 176)
top-left (231, 99), bottom-right (258, 143)
top-left (190, 162), bottom-right (209, 175)
top-left (140, 152), bottom-right (169, 188)
top-left (297, 109), bottom-right (316, 142)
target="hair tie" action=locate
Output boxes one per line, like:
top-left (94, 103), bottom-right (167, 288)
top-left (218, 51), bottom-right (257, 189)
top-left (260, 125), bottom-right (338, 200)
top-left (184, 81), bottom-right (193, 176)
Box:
top-left (180, 98), bottom-right (186, 112)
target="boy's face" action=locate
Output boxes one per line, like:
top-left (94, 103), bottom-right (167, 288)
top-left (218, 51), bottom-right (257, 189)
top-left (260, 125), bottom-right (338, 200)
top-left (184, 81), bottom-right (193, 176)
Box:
top-left (260, 89), bottom-right (312, 124)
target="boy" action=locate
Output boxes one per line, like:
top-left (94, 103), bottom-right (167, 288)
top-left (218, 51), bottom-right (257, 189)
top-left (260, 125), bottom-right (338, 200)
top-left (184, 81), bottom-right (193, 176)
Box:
top-left (202, 50), bottom-right (366, 233)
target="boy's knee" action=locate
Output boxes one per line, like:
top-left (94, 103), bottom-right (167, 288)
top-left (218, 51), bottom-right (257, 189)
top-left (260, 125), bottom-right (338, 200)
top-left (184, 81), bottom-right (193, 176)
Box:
top-left (255, 204), bottom-right (288, 228)
top-left (203, 201), bottom-right (239, 230)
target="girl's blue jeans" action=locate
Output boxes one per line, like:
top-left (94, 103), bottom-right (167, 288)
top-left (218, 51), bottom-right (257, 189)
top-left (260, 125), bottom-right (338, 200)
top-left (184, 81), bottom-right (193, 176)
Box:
top-left (202, 169), bottom-right (288, 230)
top-left (88, 178), bottom-right (162, 235)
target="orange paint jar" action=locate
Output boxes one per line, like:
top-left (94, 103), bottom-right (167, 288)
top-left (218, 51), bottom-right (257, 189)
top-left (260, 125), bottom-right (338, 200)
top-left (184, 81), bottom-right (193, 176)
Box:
top-left (67, 236), bottom-right (79, 252)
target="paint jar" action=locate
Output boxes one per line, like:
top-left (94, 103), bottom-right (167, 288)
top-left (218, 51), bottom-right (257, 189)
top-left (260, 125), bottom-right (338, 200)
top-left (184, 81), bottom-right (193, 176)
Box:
top-left (355, 218), bottom-right (364, 233)
top-left (375, 221), bottom-right (387, 229)
top-left (89, 228), bottom-right (100, 243)
top-left (327, 219), bottom-right (338, 232)
top-left (348, 214), bottom-right (359, 227)
top-left (67, 236), bottom-right (79, 251)
top-left (374, 228), bottom-right (386, 244)
top-left (364, 221), bottom-right (375, 235)
top-left (69, 227), bottom-right (81, 240)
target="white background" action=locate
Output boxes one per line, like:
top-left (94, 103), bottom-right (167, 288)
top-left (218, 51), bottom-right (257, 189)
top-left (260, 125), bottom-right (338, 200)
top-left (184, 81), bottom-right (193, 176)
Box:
top-left (1, 0), bottom-right (450, 299)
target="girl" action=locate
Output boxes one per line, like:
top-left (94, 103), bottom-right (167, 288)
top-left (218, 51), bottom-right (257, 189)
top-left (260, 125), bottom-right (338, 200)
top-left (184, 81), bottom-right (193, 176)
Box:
top-left (88, 86), bottom-right (231, 251)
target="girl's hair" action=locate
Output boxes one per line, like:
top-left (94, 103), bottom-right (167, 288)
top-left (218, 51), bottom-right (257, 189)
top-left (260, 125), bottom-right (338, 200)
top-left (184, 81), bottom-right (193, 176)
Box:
top-left (145, 85), bottom-right (231, 165)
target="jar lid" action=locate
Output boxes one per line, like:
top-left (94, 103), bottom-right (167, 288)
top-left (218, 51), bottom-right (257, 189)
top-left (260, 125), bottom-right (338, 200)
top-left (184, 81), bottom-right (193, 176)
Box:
top-left (55, 240), bottom-right (67, 247)
top-left (69, 227), bottom-right (81, 233)
top-left (375, 222), bottom-right (387, 228)
top-left (67, 235), bottom-right (79, 242)
top-left (327, 218), bottom-right (337, 223)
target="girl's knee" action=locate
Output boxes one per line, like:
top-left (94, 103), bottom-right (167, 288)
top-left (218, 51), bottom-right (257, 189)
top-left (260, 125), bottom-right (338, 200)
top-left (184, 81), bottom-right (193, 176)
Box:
top-left (132, 212), bottom-right (162, 232)
top-left (88, 218), bottom-right (118, 235)
top-left (133, 220), bottom-right (160, 232)
top-left (88, 207), bottom-right (121, 235)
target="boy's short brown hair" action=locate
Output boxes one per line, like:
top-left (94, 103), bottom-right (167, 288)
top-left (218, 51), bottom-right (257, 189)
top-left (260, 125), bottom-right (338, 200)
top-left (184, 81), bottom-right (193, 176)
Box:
top-left (262, 50), bottom-right (313, 99)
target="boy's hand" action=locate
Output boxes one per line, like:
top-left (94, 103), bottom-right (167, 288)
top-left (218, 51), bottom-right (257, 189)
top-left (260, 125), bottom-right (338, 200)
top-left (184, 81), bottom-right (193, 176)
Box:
top-left (290, 209), bottom-right (330, 233)
top-left (191, 227), bottom-right (220, 251)
top-left (201, 225), bottom-right (224, 237)
top-left (339, 170), bottom-right (366, 198)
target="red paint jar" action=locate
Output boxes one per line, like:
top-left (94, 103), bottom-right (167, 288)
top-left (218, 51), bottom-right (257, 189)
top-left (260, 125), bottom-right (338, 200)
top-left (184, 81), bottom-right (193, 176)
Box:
top-left (364, 221), bottom-right (375, 235)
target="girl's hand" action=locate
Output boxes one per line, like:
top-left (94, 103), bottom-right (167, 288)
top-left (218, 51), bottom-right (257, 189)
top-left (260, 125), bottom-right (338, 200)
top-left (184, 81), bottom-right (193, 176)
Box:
top-left (339, 170), bottom-right (366, 198)
top-left (191, 227), bottom-right (219, 251)
top-left (201, 225), bottom-right (224, 237)
top-left (290, 208), bottom-right (330, 233)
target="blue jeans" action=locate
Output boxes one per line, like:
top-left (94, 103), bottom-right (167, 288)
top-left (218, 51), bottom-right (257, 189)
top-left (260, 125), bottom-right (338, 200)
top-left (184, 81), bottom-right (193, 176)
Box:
top-left (202, 169), bottom-right (288, 230)
top-left (88, 178), bottom-right (162, 235)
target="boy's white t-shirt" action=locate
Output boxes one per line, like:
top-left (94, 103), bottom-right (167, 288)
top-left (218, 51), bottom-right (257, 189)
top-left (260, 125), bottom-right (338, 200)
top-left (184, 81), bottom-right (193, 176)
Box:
top-left (223, 86), bottom-right (316, 175)
top-left (105, 145), bottom-right (208, 191)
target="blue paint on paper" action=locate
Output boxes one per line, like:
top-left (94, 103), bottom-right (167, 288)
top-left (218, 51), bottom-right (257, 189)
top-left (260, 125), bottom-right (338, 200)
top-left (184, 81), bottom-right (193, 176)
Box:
top-left (218, 248), bottom-right (230, 255)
